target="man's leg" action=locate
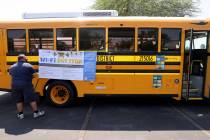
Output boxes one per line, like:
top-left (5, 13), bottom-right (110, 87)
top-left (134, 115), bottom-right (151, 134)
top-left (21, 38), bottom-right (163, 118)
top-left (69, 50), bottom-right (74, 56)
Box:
top-left (25, 86), bottom-right (45, 118)
top-left (16, 102), bottom-right (24, 119)
top-left (30, 101), bottom-right (38, 112)
top-left (11, 86), bottom-right (24, 119)
top-left (30, 101), bottom-right (45, 118)
top-left (16, 102), bottom-right (24, 113)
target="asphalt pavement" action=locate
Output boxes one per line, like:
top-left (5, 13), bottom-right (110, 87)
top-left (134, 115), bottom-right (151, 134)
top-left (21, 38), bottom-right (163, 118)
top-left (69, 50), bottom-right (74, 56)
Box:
top-left (1, 91), bottom-right (210, 140)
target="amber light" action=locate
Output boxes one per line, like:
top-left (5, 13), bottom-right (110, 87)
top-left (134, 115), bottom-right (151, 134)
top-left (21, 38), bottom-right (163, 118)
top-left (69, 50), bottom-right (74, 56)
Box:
top-left (174, 79), bottom-right (179, 84)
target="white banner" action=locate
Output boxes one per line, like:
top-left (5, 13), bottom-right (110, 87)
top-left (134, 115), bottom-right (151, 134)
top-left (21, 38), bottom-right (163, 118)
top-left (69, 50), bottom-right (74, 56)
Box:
top-left (39, 50), bottom-right (97, 81)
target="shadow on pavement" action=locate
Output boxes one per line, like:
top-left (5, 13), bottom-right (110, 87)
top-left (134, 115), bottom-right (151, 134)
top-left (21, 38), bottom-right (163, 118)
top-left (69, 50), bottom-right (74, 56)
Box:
top-left (1, 93), bottom-right (210, 135)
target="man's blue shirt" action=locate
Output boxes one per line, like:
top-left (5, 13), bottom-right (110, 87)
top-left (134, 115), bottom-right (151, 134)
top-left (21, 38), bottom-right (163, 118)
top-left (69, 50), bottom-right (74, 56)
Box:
top-left (9, 61), bottom-right (35, 87)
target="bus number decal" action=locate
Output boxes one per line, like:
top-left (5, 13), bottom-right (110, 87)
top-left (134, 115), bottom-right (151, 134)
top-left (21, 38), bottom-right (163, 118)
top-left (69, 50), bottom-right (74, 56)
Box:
top-left (97, 55), bottom-right (115, 62)
top-left (138, 56), bottom-right (154, 62)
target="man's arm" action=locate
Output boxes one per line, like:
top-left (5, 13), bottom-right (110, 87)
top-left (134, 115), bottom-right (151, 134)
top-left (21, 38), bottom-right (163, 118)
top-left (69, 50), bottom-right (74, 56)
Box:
top-left (25, 63), bottom-right (36, 77)
top-left (32, 72), bottom-right (38, 78)
top-left (8, 65), bottom-right (14, 76)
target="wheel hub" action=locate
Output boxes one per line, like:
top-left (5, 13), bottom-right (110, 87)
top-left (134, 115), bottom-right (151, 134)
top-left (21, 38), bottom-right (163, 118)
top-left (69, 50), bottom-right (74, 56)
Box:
top-left (57, 89), bottom-right (66, 97)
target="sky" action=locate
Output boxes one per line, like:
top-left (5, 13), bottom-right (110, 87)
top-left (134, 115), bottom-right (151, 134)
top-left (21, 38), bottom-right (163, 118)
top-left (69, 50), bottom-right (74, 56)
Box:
top-left (0, 0), bottom-right (209, 19)
top-left (198, 0), bottom-right (210, 17)
top-left (0, 0), bottom-right (95, 19)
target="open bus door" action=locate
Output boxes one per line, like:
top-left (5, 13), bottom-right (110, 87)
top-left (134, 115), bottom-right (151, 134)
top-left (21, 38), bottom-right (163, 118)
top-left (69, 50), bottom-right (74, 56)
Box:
top-left (204, 32), bottom-right (210, 99)
top-left (183, 29), bottom-right (208, 100)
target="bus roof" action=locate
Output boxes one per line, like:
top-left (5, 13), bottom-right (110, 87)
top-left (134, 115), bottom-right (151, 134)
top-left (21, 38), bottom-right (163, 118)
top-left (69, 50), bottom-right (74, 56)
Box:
top-left (0, 16), bottom-right (208, 22)
top-left (0, 17), bottom-right (209, 29)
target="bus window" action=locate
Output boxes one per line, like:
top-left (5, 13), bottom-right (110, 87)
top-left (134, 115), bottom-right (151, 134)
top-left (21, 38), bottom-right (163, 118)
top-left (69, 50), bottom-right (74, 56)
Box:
top-left (161, 28), bottom-right (181, 52)
top-left (79, 28), bottom-right (105, 51)
top-left (108, 28), bottom-right (134, 52)
top-left (56, 28), bottom-right (76, 51)
top-left (7, 29), bottom-right (26, 54)
top-left (29, 29), bottom-right (53, 53)
top-left (138, 28), bottom-right (158, 52)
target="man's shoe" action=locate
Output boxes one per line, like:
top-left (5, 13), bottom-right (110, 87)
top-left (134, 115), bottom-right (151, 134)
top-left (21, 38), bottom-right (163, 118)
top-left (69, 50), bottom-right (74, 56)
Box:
top-left (17, 113), bottom-right (24, 119)
top-left (33, 110), bottom-right (45, 118)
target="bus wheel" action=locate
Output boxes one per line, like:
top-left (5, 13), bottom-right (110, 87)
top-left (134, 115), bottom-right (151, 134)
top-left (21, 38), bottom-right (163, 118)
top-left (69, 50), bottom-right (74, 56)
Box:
top-left (46, 81), bottom-right (76, 107)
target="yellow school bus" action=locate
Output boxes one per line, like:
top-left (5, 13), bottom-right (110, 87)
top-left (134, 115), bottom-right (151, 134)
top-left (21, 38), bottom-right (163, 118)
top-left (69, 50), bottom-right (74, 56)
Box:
top-left (0, 17), bottom-right (210, 106)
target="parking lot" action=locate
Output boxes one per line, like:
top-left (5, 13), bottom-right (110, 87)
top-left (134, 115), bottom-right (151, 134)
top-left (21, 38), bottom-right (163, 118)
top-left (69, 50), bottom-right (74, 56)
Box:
top-left (1, 91), bottom-right (210, 140)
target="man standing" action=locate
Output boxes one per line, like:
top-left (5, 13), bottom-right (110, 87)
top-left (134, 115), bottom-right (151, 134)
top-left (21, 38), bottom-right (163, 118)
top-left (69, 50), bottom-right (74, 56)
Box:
top-left (9, 54), bottom-right (45, 119)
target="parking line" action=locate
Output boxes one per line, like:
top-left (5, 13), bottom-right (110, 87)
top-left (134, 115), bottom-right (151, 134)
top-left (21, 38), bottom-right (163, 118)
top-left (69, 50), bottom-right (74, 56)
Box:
top-left (170, 103), bottom-right (210, 138)
top-left (78, 98), bottom-right (95, 140)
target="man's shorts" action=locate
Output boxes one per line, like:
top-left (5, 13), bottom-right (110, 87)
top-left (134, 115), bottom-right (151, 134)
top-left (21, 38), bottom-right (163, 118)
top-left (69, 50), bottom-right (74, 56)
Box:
top-left (11, 85), bottom-right (38, 103)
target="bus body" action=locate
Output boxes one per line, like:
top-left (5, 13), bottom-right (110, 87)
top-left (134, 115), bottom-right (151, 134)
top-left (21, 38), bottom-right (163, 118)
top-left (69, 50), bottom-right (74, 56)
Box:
top-left (0, 17), bottom-right (209, 106)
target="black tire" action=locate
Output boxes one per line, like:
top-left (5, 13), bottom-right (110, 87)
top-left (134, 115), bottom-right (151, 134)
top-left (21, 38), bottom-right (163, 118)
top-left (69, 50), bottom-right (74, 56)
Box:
top-left (46, 81), bottom-right (76, 107)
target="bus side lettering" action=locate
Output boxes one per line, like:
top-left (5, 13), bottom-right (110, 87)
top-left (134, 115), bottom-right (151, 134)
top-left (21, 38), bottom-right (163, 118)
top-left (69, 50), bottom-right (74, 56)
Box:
top-left (97, 55), bottom-right (115, 62)
top-left (40, 57), bottom-right (56, 63)
top-left (138, 56), bottom-right (154, 62)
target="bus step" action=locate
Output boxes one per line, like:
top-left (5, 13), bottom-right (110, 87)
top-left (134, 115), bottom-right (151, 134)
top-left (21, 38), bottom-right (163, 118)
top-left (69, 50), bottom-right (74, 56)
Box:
top-left (182, 94), bottom-right (203, 100)
top-left (187, 97), bottom-right (203, 100)
top-left (182, 94), bottom-right (202, 98)
top-left (182, 81), bottom-right (193, 89)
top-left (182, 88), bottom-right (199, 93)
top-left (183, 81), bottom-right (193, 85)
top-left (182, 88), bottom-right (203, 99)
